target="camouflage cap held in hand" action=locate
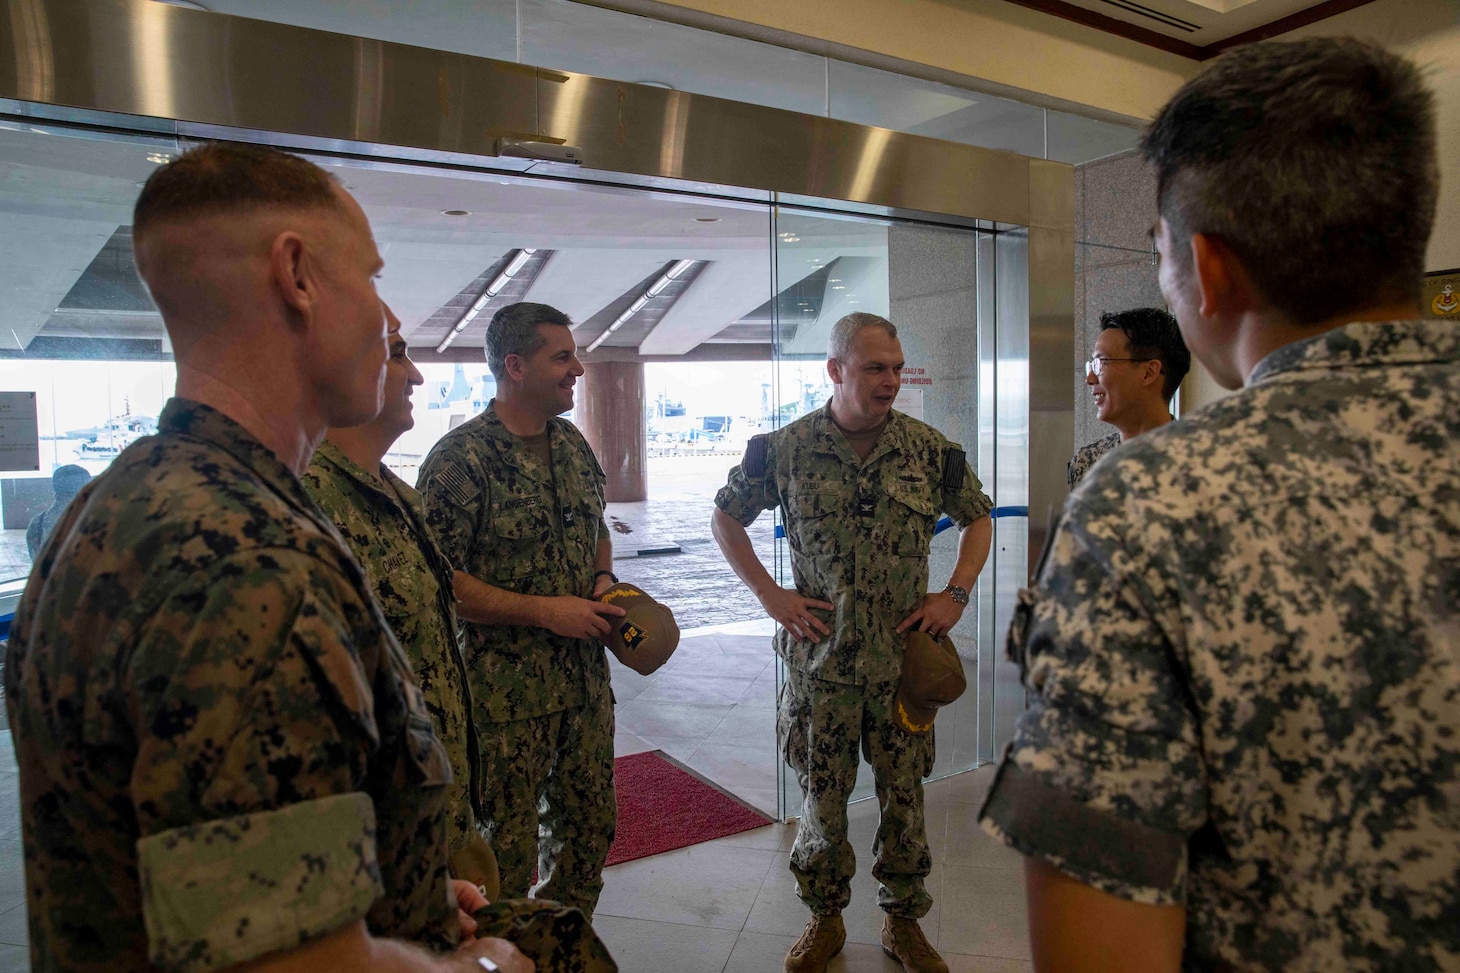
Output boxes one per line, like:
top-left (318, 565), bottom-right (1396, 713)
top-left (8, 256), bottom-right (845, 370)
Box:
top-left (895, 631), bottom-right (967, 734)
top-left (599, 582), bottom-right (680, 676)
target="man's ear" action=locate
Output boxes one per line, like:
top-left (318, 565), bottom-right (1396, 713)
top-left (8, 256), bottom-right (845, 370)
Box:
top-left (503, 353), bottom-right (527, 383)
top-left (269, 231), bottom-right (311, 328)
top-left (1141, 359), bottom-right (1165, 390)
top-left (1191, 233), bottom-right (1260, 321)
top-left (826, 357), bottom-right (843, 385)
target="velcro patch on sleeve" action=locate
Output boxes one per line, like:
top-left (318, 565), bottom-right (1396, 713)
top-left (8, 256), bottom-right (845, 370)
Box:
top-left (432, 462), bottom-right (480, 508)
top-left (138, 792), bottom-right (383, 973)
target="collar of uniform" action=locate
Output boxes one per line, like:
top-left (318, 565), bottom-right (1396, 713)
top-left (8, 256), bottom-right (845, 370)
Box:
top-left (812, 399), bottom-right (909, 468)
top-left (1248, 319), bottom-right (1459, 386)
top-left (478, 400), bottom-right (557, 483)
top-left (312, 438), bottom-right (400, 509)
top-left (159, 398), bottom-right (316, 510)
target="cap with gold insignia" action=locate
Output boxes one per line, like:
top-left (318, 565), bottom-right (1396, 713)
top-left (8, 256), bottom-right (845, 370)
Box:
top-left (894, 630), bottom-right (967, 734)
top-left (598, 582), bottom-right (680, 676)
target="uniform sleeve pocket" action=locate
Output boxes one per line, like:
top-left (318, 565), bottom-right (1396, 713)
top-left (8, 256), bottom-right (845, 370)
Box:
top-left (138, 794), bottom-right (382, 973)
top-left (404, 712), bottom-right (453, 786)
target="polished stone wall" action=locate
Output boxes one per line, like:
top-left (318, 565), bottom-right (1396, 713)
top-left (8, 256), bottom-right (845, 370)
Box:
top-left (1072, 149), bottom-right (1164, 452)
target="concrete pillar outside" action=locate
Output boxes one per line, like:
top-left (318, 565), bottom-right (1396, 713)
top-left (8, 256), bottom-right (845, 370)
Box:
top-left (575, 361), bottom-right (647, 502)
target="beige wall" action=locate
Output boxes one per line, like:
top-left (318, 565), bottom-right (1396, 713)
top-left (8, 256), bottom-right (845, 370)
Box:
top-left (638, 0), bottom-right (1458, 269)
top-left (634, 0), bottom-right (1198, 121)
top-left (1277, 0), bottom-right (1460, 272)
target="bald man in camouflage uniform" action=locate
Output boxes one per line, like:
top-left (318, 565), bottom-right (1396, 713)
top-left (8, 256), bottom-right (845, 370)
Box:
top-left (981, 39), bottom-right (1460, 972)
top-left (420, 302), bottom-right (623, 919)
top-left (713, 314), bottom-right (992, 973)
top-left (4, 145), bottom-right (526, 972)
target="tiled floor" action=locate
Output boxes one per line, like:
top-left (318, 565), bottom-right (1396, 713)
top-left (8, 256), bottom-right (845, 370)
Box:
top-left (593, 762), bottom-right (1031, 972)
top-left (610, 620), bottom-right (781, 816)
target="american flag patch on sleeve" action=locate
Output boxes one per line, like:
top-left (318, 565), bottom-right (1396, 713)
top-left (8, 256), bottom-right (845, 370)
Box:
top-left (432, 463), bottom-right (480, 507)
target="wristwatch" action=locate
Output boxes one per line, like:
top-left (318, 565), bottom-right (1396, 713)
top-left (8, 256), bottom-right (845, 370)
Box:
top-left (594, 570), bottom-right (618, 585)
top-left (942, 584), bottom-right (969, 606)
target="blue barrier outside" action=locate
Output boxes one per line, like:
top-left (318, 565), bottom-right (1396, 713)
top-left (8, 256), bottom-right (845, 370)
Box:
top-left (773, 505), bottom-right (1028, 539)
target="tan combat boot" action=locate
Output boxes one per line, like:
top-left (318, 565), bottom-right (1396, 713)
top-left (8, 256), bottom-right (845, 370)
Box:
top-left (881, 915), bottom-right (948, 973)
top-left (784, 913), bottom-right (846, 973)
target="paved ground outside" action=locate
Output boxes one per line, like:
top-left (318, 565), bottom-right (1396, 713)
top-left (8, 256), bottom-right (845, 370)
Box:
top-left (608, 453), bottom-right (777, 630)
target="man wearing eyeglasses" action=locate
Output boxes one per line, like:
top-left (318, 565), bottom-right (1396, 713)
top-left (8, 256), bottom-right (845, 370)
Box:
top-left (1067, 308), bottom-right (1191, 489)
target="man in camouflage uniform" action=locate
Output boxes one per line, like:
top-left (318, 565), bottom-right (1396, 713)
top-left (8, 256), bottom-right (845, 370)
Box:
top-left (1067, 307), bottom-right (1189, 489)
top-left (304, 304), bottom-right (495, 892)
top-left (420, 302), bottom-right (623, 919)
top-left (981, 39), bottom-right (1460, 972)
top-left (713, 313), bottom-right (993, 973)
top-left (3, 144), bottom-right (527, 972)
top-left (306, 306), bottom-right (619, 973)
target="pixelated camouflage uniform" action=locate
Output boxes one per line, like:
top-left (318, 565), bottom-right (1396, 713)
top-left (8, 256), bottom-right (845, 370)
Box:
top-left (716, 403), bottom-right (992, 918)
top-left (419, 402), bottom-right (616, 918)
top-left (4, 400), bottom-right (459, 973)
top-left (303, 440), bottom-right (495, 888)
top-left (982, 320), bottom-right (1460, 971)
top-left (1066, 431), bottom-right (1120, 489)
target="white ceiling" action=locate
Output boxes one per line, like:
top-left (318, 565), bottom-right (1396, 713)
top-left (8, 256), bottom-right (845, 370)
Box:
top-left (0, 123), bottom-right (910, 361)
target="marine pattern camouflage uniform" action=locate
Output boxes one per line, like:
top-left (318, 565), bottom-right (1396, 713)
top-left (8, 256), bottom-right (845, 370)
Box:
top-left (4, 400), bottom-right (458, 973)
top-left (716, 403), bottom-right (992, 918)
top-left (303, 440), bottom-right (490, 883)
top-left (1066, 431), bottom-right (1121, 490)
top-left (981, 321), bottom-right (1460, 971)
top-left (419, 402), bottom-right (616, 917)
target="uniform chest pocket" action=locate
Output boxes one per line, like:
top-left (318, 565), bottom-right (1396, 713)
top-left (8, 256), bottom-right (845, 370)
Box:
top-left (887, 485), bottom-right (937, 555)
top-left (487, 501), bottom-right (551, 579)
top-left (786, 491), bottom-right (844, 556)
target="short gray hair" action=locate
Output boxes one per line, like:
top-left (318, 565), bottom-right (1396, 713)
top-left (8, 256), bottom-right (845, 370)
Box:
top-left (828, 312), bottom-right (897, 363)
top-left (485, 302), bottom-right (573, 380)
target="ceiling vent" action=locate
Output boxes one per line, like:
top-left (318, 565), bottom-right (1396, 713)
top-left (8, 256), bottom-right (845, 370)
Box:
top-left (1096, 0), bottom-right (1202, 32)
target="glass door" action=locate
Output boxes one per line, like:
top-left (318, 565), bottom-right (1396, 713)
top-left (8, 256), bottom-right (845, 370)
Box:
top-left (770, 205), bottom-right (997, 813)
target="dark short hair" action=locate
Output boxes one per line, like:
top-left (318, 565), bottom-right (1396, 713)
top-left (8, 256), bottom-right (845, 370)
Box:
top-left (133, 143), bottom-right (343, 241)
top-left (485, 302), bottom-right (574, 380)
top-left (1101, 308), bottom-right (1190, 401)
top-left (51, 464), bottom-right (91, 499)
top-left (1142, 38), bottom-right (1436, 325)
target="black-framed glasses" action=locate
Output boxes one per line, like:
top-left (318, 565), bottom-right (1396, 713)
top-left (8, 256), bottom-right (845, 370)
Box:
top-left (1086, 356), bottom-right (1155, 378)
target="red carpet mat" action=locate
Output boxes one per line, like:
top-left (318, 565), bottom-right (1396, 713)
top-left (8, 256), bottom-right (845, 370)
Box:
top-left (605, 750), bottom-right (774, 867)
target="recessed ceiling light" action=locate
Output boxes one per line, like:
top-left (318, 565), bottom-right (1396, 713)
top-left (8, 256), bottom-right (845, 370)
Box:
top-left (145, 152), bottom-right (172, 164)
top-left (442, 209), bottom-right (470, 216)
top-left (695, 217), bottom-right (721, 223)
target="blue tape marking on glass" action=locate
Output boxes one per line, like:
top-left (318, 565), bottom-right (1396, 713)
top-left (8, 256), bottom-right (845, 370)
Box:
top-left (773, 506), bottom-right (1028, 539)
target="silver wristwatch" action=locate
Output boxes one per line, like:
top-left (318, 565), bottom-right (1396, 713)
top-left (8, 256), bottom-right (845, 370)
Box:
top-left (942, 584), bottom-right (969, 605)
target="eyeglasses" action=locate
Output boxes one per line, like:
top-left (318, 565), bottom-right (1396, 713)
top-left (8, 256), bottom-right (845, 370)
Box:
top-left (1086, 356), bottom-right (1154, 378)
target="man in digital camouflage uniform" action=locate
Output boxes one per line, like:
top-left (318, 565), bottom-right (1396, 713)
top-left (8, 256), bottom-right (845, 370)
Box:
top-left (980, 38), bottom-right (1460, 972)
top-left (304, 304), bottom-right (494, 891)
top-left (712, 313), bottom-right (993, 973)
top-left (306, 306), bottom-right (619, 973)
top-left (420, 302), bottom-right (624, 919)
top-left (4, 144), bottom-right (527, 972)
top-left (1067, 307), bottom-right (1189, 489)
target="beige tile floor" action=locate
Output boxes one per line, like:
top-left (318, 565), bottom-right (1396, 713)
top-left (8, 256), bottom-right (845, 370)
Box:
top-left (611, 621), bottom-right (781, 816)
top-left (594, 762), bottom-right (1032, 972)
